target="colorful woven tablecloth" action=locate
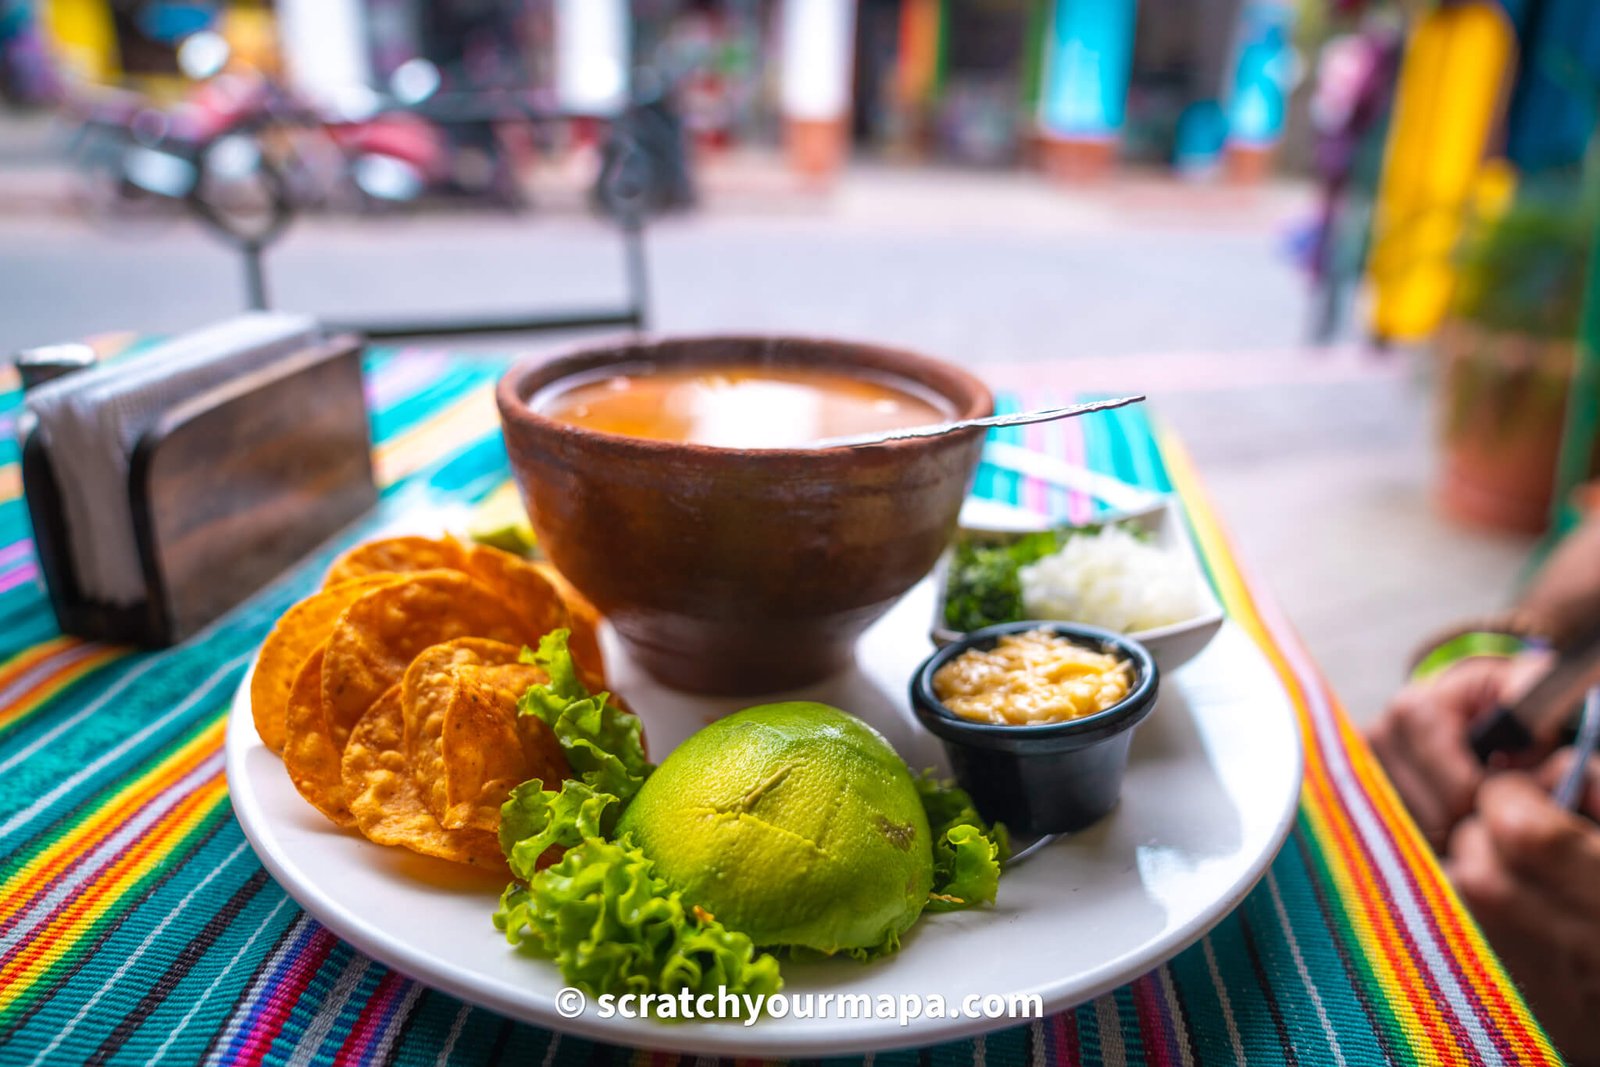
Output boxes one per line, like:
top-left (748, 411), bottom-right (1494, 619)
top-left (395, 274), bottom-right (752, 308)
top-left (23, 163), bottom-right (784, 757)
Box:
top-left (0, 345), bottom-right (1563, 1065)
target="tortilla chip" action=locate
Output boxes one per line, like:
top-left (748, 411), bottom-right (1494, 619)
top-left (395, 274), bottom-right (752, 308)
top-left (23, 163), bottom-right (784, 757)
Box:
top-left (251, 575), bottom-right (399, 754)
top-left (322, 570), bottom-right (529, 751)
top-left (440, 663), bottom-right (568, 832)
top-left (401, 638), bottom-right (526, 820)
top-left (282, 647), bottom-right (356, 827)
top-left (463, 543), bottom-right (570, 636)
top-left (324, 535), bottom-right (467, 588)
top-left (529, 560), bottom-right (607, 691)
top-left (342, 685), bottom-right (508, 871)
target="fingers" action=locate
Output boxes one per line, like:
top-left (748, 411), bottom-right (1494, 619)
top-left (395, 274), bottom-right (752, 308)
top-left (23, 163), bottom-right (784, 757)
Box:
top-left (1474, 772), bottom-right (1600, 915)
top-left (1370, 674), bottom-right (1489, 849)
top-left (1537, 747), bottom-right (1600, 818)
top-left (1373, 739), bottom-right (1454, 850)
top-left (1444, 817), bottom-right (1592, 1024)
top-left (1446, 792), bottom-right (1600, 1061)
top-left (1445, 815), bottom-right (1534, 933)
top-left (1399, 706), bottom-right (1482, 830)
top-left (1370, 696), bottom-right (1453, 848)
top-left (1498, 649), bottom-right (1556, 704)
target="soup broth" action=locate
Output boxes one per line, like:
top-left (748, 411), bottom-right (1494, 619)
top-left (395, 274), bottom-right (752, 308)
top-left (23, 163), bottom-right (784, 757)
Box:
top-left (536, 363), bottom-right (953, 448)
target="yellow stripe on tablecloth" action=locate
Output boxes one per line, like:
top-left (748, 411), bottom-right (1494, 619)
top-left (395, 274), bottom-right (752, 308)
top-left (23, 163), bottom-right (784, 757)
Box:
top-left (0, 716), bottom-right (229, 1003)
top-left (1159, 427), bottom-right (1558, 1063)
top-left (373, 386), bottom-right (498, 488)
top-left (1159, 430), bottom-right (1478, 1062)
top-left (0, 637), bottom-right (80, 686)
top-left (0, 646), bottom-right (125, 732)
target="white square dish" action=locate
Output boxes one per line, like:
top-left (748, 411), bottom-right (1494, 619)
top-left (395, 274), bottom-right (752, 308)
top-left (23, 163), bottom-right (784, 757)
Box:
top-left (935, 493), bottom-right (1226, 673)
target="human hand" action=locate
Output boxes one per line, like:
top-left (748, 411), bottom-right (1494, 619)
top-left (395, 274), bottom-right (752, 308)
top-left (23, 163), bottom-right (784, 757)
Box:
top-left (1369, 654), bottom-right (1548, 852)
top-left (1445, 750), bottom-right (1600, 1064)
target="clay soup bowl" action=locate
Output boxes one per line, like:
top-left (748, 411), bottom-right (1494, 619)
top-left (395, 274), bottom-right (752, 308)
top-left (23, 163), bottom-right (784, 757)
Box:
top-left (495, 335), bottom-right (993, 695)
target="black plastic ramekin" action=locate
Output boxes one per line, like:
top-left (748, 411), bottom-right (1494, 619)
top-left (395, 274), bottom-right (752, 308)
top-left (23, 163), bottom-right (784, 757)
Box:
top-left (910, 621), bottom-right (1160, 836)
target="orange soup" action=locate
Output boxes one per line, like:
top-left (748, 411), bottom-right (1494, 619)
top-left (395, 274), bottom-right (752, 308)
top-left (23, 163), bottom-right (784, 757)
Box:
top-left (535, 363), bottom-right (952, 448)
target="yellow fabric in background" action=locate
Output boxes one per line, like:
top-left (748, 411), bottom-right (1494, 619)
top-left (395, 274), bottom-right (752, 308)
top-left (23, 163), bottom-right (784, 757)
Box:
top-left (219, 4), bottom-right (282, 77)
top-left (1368, 0), bottom-right (1514, 343)
top-left (38, 0), bottom-right (120, 84)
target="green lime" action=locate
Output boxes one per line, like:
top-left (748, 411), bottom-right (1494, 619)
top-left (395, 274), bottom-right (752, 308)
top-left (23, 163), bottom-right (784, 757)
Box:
top-left (468, 482), bottom-right (538, 556)
top-left (616, 702), bottom-right (933, 956)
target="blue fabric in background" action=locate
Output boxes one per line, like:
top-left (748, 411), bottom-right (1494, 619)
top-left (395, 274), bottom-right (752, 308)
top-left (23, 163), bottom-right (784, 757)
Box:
top-left (1504, 0), bottom-right (1600, 175)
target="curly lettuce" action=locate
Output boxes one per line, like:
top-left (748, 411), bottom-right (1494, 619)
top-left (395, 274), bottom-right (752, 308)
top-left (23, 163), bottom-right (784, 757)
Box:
top-left (519, 631), bottom-right (650, 803)
top-left (494, 836), bottom-right (782, 1009)
top-left (915, 773), bottom-right (1008, 912)
top-left (496, 635), bottom-right (777, 1008)
top-left (499, 778), bottom-right (619, 881)
top-left (500, 630), bottom-right (652, 880)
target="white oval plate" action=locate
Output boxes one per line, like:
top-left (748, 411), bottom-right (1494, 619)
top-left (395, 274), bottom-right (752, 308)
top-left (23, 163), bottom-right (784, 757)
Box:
top-left (226, 576), bottom-right (1302, 1057)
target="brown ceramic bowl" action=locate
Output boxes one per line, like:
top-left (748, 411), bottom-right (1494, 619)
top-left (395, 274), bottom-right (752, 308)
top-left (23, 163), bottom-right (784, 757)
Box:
top-left (495, 335), bottom-right (993, 696)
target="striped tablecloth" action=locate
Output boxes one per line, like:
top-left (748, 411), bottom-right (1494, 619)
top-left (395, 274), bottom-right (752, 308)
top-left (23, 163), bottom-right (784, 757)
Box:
top-left (0, 345), bottom-right (1563, 1065)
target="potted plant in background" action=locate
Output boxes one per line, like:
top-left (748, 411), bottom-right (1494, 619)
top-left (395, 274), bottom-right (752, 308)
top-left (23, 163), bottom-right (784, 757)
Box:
top-left (1434, 183), bottom-right (1593, 534)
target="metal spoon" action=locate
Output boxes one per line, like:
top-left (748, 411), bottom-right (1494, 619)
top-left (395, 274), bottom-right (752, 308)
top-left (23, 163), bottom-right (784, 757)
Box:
top-left (1004, 833), bottom-right (1062, 868)
top-left (1555, 686), bottom-right (1600, 811)
top-left (812, 395), bottom-right (1146, 449)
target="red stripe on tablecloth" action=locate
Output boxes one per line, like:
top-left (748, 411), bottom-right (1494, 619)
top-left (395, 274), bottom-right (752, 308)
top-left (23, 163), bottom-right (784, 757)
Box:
top-left (1158, 433), bottom-right (1481, 1064)
top-left (1053, 1005), bottom-right (1081, 1062)
top-left (230, 925), bottom-right (344, 1065)
top-left (334, 966), bottom-right (409, 1065)
top-left (1255, 591), bottom-right (1531, 1065)
top-left (1131, 972), bottom-right (1181, 1067)
top-left (1348, 710), bottom-right (1536, 1064)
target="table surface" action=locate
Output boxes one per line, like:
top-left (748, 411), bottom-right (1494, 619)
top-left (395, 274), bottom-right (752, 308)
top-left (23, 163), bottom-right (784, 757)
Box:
top-left (0, 345), bottom-right (1563, 1066)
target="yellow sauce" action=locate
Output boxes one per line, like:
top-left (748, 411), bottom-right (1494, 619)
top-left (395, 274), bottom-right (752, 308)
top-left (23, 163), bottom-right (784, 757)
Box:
top-left (536, 363), bottom-right (951, 449)
top-left (932, 629), bottom-right (1133, 726)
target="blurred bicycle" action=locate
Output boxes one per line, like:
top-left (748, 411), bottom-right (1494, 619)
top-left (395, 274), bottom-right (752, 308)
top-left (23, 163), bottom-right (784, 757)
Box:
top-left (62, 31), bottom-right (447, 231)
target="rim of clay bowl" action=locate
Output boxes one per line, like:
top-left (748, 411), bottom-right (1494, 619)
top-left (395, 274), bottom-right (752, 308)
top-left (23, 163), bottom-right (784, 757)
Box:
top-left (494, 333), bottom-right (995, 460)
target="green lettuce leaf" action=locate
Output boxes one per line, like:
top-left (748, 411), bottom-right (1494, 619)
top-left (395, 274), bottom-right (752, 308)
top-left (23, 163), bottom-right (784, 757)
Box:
top-left (493, 836), bottom-right (783, 1010)
top-left (942, 523), bottom-right (1137, 632)
top-left (915, 772), bottom-right (1008, 911)
top-left (941, 532), bottom-right (1063, 632)
top-left (522, 630), bottom-right (586, 703)
top-left (517, 630), bottom-right (651, 805)
top-left (926, 823), bottom-right (1004, 913)
top-left (499, 630), bottom-right (654, 878)
top-left (499, 778), bottom-right (620, 882)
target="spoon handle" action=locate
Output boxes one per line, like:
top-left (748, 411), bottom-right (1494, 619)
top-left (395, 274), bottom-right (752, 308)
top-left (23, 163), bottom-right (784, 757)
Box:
top-left (815, 395), bottom-right (1146, 448)
top-left (1556, 687), bottom-right (1600, 811)
top-left (966, 395), bottom-right (1146, 433)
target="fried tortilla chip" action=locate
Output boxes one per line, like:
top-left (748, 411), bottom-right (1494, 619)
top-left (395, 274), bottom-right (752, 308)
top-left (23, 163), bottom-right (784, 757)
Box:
top-left (456, 544), bottom-right (609, 688)
top-left (324, 535), bottom-right (467, 589)
top-left (322, 570), bottom-right (529, 751)
top-left (401, 638), bottom-right (525, 817)
top-left (529, 560), bottom-right (607, 691)
top-left (342, 685), bottom-right (507, 871)
top-left (251, 575), bottom-right (399, 754)
top-left (282, 647), bottom-right (355, 826)
top-left (440, 663), bottom-right (568, 832)
top-left (321, 536), bottom-right (608, 690)
top-left (463, 543), bottom-right (570, 636)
